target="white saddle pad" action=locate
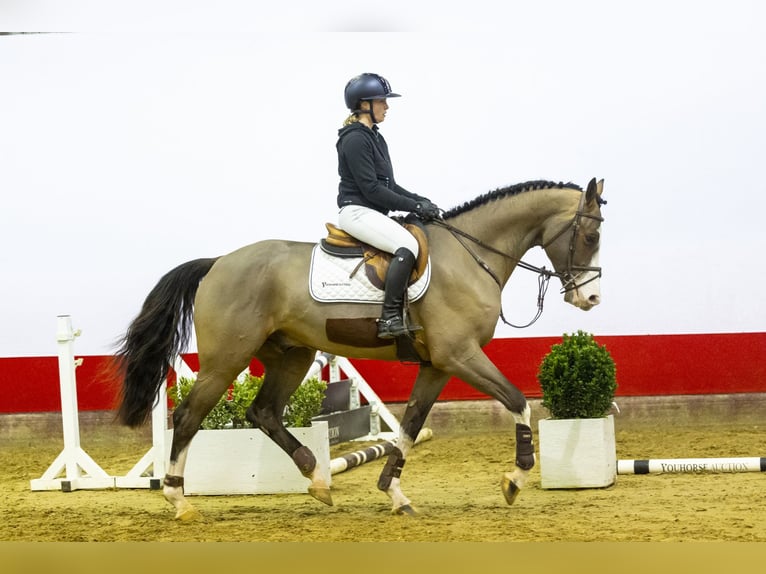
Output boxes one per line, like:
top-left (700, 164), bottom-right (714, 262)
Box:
top-left (309, 244), bottom-right (430, 304)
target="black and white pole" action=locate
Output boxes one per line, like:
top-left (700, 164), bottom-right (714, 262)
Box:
top-left (331, 441), bottom-right (397, 474)
top-left (618, 457), bottom-right (766, 475)
top-left (330, 428), bottom-right (433, 475)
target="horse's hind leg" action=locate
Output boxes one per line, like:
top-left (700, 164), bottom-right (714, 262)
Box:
top-left (163, 359), bottom-right (248, 520)
top-left (378, 364), bottom-right (450, 515)
top-left (247, 343), bottom-right (332, 506)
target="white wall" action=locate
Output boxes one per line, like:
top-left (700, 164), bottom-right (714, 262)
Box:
top-left (2, 1), bottom-right (764, 356)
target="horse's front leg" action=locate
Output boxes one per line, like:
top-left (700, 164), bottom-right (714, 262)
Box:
top-left (441, 346), bottom-right (535, 505)
top-left (377, 364), bottom-right (449, 515)
top-left (501, 402), bottom-right (534, 504)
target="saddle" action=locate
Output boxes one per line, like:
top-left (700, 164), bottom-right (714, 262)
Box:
top-left (320, 220), bottom-right (429, 290)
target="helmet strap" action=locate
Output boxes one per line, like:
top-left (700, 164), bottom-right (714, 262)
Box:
top-left (357, 102), bottom-right (377, 124)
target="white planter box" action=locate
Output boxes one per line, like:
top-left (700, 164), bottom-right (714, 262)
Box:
top-left (165, 421), bottom-right (331, 495)
top-left (538, 414), bottom-right (616, 489)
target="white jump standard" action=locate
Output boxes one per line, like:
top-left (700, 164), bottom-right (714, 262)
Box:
top-left (30, 316), bottom-right (114, 492)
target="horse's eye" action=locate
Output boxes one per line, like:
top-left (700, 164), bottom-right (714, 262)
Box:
top-left (584, 232), bottom-right (600, 245)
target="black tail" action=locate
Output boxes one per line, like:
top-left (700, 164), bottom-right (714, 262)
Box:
top-left (115, 257), bottom-right (218, 427)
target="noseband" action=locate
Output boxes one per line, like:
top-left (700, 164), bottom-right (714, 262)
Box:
top-left (431, 190), bottom-right (604, 327)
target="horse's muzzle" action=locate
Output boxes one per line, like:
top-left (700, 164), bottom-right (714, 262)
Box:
top-left (564, 275), bottom-right (601, 310)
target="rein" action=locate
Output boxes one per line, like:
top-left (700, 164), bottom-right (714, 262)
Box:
top-left (431, 219), bottom-right (554, 328)
top-left (430, 192), bottom-right (604, 328)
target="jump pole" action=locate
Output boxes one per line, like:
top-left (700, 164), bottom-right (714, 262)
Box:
top-left (30, 316), bottom-right (114, 492)
top-left (330, 428), bottom-right (433, 475)
top-left (618, 457), bottom-right (766, 475)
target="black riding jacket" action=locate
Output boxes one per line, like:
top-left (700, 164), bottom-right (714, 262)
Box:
top-left (336, 122), bottom-right (426, 214)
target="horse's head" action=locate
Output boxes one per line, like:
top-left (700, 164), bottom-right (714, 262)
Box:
top-left (542, 178), bottom-right (605, 311)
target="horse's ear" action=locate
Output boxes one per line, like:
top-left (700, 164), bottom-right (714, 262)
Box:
top-left (585, 177), bottom-right (605, 206)
top-left (585, 177), bottom-right (598, 204)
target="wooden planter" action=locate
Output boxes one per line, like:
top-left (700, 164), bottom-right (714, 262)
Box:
top-left (165, 421), bottom-right (330, 495)
top-left (538, 414), bottom-right (616, 489)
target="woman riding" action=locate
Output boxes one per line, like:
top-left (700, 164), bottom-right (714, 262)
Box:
top-left (336, 72), bottom-right (442, 339)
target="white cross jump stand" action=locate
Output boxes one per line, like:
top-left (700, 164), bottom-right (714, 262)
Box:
top-left (29, 316), bottom-right (114, 492)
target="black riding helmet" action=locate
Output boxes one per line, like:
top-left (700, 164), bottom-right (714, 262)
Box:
top-left (344, 73), bottom-right (401, 123)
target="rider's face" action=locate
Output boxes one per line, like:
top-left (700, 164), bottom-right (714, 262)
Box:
top-left (361, 99), bottom-right (388, 124)
top-left (371, 99), bottom-right (389, 123)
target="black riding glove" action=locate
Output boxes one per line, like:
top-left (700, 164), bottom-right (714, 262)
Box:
top-left (414, 200), bottom-right (442, 221)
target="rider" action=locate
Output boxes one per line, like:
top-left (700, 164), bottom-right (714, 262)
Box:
top-left (336, 72), bottom-right (442, 339)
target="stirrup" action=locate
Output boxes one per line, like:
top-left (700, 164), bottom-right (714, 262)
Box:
top-left (376, 317), bottom-right (407, 339)
top-left (376, 317), bottom-right (421, 340)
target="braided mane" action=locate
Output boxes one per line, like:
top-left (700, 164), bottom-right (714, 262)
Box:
top-left (443, 180), bottom-right (582, 219)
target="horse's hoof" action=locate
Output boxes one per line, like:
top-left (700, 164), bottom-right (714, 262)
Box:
top-left (392, 504), bottom-right (418, 516)
top-left (501, 474), bottom-right (521, 505)
top-left (175, 507), bottom-right (202, 521)
top-left (308, 485), bottom-right (334, 506)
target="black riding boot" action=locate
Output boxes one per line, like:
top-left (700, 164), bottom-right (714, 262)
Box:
top-left (377, 248), bottom-right (419, 339)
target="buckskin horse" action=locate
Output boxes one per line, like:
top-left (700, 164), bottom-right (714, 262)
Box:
top-left (115, 177), bottom-right (606, 520)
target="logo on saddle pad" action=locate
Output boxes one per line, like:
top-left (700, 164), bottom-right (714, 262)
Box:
top-left (309, 222), bottom-right (431, 304)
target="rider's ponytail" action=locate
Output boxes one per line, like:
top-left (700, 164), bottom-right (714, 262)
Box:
top-left (343, 112), bottom-right (360, 127)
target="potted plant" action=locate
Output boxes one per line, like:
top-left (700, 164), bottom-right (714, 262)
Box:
top-left (166, 370), bottom-right (331, 495)
top-left (536, 330), bottom-right (618, 489)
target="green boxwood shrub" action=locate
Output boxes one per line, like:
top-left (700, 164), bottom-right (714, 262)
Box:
top-left (537, 330), bottom-right (617, 419)
top-left (168, 370), bottom-right (327, 429)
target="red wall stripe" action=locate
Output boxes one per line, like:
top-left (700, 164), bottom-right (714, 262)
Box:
top-left (1, 333), bottom-right (763, 413)
top-left (346, 333), bottom-right (766, 401)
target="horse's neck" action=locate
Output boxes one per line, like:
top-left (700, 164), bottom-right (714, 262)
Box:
top-left (447, 187), bottom-right (577, 278)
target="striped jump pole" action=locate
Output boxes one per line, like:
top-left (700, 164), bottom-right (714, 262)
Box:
top-left (331, 441), bottom-right (396, 475)
top-left (618, 457), bottom-right (766, 475)
top-left (331, 428), bottom-right (434, 475)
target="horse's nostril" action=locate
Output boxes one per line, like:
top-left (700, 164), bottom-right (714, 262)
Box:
top-left (589, 294), bottom-right (601, 305)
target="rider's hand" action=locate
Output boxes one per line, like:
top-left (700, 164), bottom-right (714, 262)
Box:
top-left (414, 200), bottom-right (442, 221)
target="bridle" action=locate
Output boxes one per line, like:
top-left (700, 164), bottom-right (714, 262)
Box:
top-left (430, 191), bottom-right (604, 328)
top-left (539, 189), bottom-right (604, 294)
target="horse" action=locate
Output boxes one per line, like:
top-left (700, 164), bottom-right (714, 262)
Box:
top-left (114, 177), bottom-right (606, 520)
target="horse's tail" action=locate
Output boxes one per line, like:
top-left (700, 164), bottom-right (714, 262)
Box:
top-left (115, 257), bottom-right (219, 428)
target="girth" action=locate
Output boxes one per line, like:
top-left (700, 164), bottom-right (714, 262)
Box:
top-left (321, 222), bottom-right (429, 290)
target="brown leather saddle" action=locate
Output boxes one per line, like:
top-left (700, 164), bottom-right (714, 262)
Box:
top-left (320, 221), bottom-right (429, 290)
